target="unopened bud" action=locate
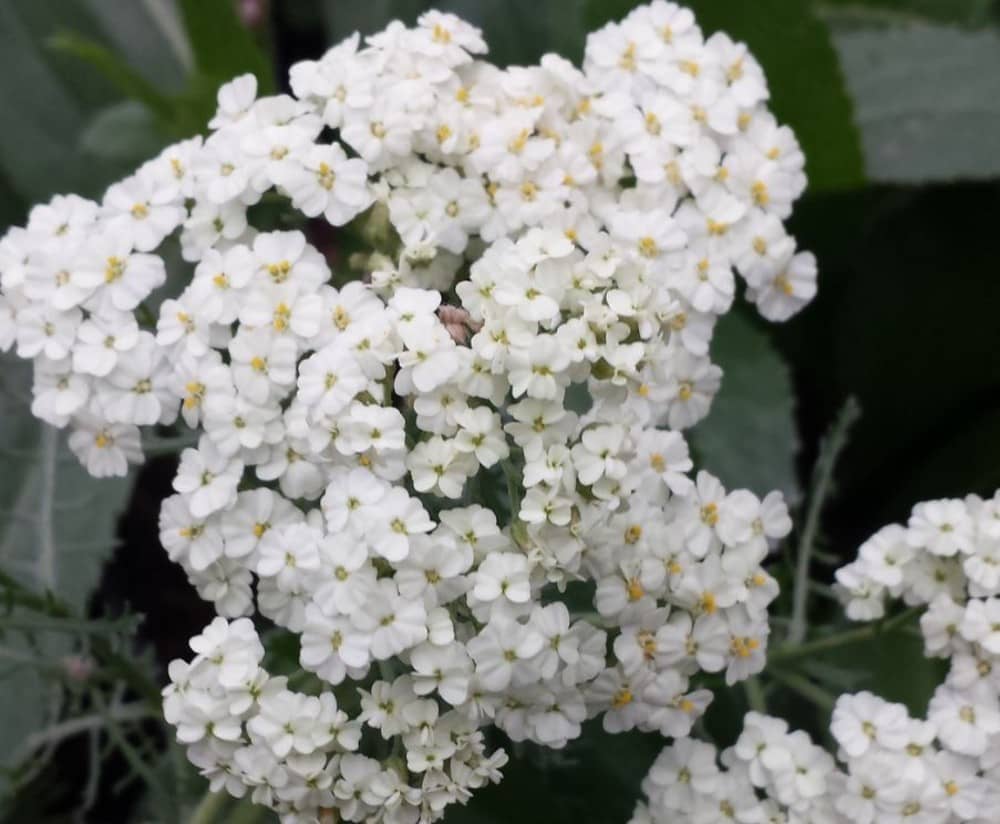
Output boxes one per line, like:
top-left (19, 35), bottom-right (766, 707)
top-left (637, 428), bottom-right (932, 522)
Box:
top-left (438, 305), bottom-right (479, 344)
top-left (62, 654), bottom-right (95, 683)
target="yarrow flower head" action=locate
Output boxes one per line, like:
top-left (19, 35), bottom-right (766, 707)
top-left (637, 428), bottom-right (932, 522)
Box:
top-left (0, 4), bottom-right (814, 821)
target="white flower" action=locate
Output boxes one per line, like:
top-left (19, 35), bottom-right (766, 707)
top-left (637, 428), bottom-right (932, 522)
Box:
top-left (467, 616), bottom-right (544, 691)
top-left (352, 580), bottom-right (428, 659)
top-left (472, 552), bottom-right (532, 605)
top-left (67, 414), bottom-right (143, 478)
top-left (102, 171), bottom-right (185, 252)
top-left (928, 684), bottom-right (1000, 757)
top-left (275, 143), bottom-right (373, 226)
top-left (174, 437), bottom-right (243, 519)
top-left (908, 498), bottom-right (975, 558)
top-left (365, 487), bottom-right (434, 562)
top-left (831, 691), bottom-right (910, 758)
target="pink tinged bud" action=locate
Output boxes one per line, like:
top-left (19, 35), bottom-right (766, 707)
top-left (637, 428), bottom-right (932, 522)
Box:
top-left (62, 654), bottom-right (95, 683)
top-left (438, 305), bottom-right (480, 344)
top-left (238, 0), bottom-right (268, 29)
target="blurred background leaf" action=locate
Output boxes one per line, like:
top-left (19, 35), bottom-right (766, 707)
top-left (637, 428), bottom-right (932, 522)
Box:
top-left (448, 725), bottom-right (662, 824)
top-left (0, 355), bottom-right (135, 796)
top-left (828, 22), bottom-right (1000, 182)
top-left (178, 0), bottom-right (275, 92)
top-left (817, 0), bottom-right (999, 25)
top-left (689, 311), bottom-right (800, 503)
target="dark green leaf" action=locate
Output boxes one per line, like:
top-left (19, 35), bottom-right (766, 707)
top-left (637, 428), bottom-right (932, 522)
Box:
top-left (448, 724), bottom-right (661, 824)
top-left (816, 0), bottom-right (997, 26)
top-left (0, 0), bottom-right (190, 204)
top-left (689, 310), bottom-right (800, 502)
top-left (830, 23), bottom-right (1000, 182)
top-left (0, 356), bottom-right (135, 795)
top-left (323, 0), bottom-right (587, 65)
top-left (825, 626), bottom-right (946, 716)
top-left (443, 0), bottom-right (587, 65)
top-left (79, 0), bottom-right (189, 90)
top-left (47, 31), bottom-right (176, 120)
top-left (80, 101), bottom-right (170, 165)
top-left (178, 0), bottom-right (275, 92)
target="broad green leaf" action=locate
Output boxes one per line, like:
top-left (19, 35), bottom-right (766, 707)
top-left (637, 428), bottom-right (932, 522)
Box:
top-left (689, 310), bottom-right (800, 502)
top-left (178, 0), bottom-right (275, 93)
top-left (825, 625), bottom-right (947, 717)
top-left (48, 31), bottom-right (177, 121)
top-left (586, 0), bottom-right (867, 192)
top-left (816, 0), bottom-right (996, 26)
top-left (80, 100), bottom-right (171, 166)
top-left (79, 0), bottom-right (191, 88)
top-left (322, 0), bottom-right (587, 65)
top-left (0, 0), bottom-right (189, 205)
top-left (830, 22), bottom-right (1000, 182)
top-left (0, 356), bottom-right (134, 795)
top-left (442, 0), bottom-right (587, 65)
top-left (448, 723), bottom-right (662, 824)
top-left (322, 0), bottom-right (431, 37)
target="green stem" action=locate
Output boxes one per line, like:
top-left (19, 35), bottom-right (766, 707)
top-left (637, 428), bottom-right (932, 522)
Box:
top-left (743, 676), bottom-right (767, 713)
top-left (188, 790), bottom-right (231, 824)
top-left (767, 668), bottom-right (837, 711)
top-left (141, 434), bottom-right (198, 455)
top-left (0, 567), bottom-right (162, 707)
top-left (499, 458), bottom-right (530, 548)
top-left (768, 606), bottom-right (922, 665)
top-left (91, 687), bottom-right (175, 818)
top-left (0, 614), bottom-right (139, 636)
top-left (788, 397), bottom-right (860, 645)
top-left (0, 567), bottom-right (69, 616)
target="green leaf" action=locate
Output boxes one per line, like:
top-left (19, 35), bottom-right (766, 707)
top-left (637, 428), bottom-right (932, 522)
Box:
top-left (47, 31), bottom-right (176, 120)
top-left (689, 310), bottom-right (800, 502)
top-left (443, 0), bottom-right (588, 65)
top-left (448, 724), bottom-right (662, 824)
top-left (586, 0), bottom-right (867, 192)
top-left (79, 0), bottom-right (191, 88)
top-left (80, 101), bottom-right (170, 165)
top-left (826, 626), bottom-right (946, 717)
top-left (0, 355), bottom-right (135, 795)
top-left (829, 22), bottom-right (1000, 182)
top-left (322, 0), bottom-right (587, 65)
top-left (322, 0), bottom-right (431, 36)
top-left (0, 0), bottom-right (189, 205)
top-left (178, 0), bottom-right (275, 92)
top-left (816, 0), bottom-right (997, 26)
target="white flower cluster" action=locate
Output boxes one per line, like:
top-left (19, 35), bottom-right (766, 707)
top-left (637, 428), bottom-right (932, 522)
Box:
top-left (164, 616), bottom-right (506, 823)
top-left (633, 493), bottom-right (1000, 824)
top-left (633, 692), bottom-right (1000, 824)
top-left (833, 492), bottom-right (1000, 820)
top-left (629, 713), bottom-right (841, 823)
top-left (0, 3), bottom-right (815, 822)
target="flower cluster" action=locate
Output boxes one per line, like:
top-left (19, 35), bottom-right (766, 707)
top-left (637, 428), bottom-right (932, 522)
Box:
top-left (0, 3), bottom-right (815, 822)
top-left (633, 491), bottom-right (1000, 824)
top-left (633, 690), bottom-right (1000, 824)
top-left (833, 492), bottom-right (1000, 820)
top-left (164, 617), bottom-right (506, 823)
top-left (629, 712), bottom-right (841, 823)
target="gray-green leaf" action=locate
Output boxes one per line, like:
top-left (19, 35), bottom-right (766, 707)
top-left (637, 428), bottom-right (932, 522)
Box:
top-left (831, 22), bottom-right (1000, 182)
top-left (0, 355), bottom-right (135, 796)
top-left (688, 310), bottom-right (800, 502)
